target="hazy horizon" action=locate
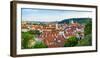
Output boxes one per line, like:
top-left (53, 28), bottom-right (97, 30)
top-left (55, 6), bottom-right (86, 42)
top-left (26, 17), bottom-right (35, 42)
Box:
top-left (22, 8), bottom-right (92, 22)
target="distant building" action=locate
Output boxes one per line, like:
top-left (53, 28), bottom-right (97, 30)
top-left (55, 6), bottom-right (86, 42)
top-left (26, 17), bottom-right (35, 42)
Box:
top-left (22, 29), bottom-right (29, 32)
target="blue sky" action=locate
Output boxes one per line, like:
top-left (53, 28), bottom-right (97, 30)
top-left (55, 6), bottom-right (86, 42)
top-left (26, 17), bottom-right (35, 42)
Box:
top-left (22, 8), bottom-right (92, 22)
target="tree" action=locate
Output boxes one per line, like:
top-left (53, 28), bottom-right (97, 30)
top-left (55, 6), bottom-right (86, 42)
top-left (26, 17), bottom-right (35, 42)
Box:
top-left (84, 20), bottom-right (92, 35)
top-left (21, 32), bottom-right (35, 49)
top-left (76, 19), bottom-right (92, 46)
top-left (28, 30), bottom-right (42, 35)
top-left (77, 34), bottom-right (92, 46)
top-left (64, 36), bottom-right (78, 47)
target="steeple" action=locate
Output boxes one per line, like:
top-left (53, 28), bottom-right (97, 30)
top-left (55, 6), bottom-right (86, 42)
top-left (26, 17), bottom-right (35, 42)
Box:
top-left (71, 20), bottom-right (74, 24)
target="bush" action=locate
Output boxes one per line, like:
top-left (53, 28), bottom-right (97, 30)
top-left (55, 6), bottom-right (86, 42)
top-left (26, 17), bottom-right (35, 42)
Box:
top-left (64, 36), bottom-right (78, 47)
top-left (33, 41), bottom-right (47, 48)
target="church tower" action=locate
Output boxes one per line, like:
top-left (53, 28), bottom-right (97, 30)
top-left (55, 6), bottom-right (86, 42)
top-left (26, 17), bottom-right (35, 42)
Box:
top-left (71, 20), bottom-right (74, 24)
top-left (56, 22), bottom-right (58, 29)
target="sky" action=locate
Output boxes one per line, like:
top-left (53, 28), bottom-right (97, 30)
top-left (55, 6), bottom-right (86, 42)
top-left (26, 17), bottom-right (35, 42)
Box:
top-left (22, 8), bottom-right (92, 22)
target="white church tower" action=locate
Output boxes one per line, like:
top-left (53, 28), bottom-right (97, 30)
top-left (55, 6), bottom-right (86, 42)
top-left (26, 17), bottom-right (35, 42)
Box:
top-left (71, 20), bottom-right (74, 24)
top-left (56, 21), bottom-right (58, 29)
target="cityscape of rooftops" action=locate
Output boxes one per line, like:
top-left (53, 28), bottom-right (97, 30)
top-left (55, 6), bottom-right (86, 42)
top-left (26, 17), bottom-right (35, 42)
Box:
top-left (21, 8), bottom-right (92, 49)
